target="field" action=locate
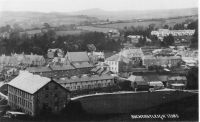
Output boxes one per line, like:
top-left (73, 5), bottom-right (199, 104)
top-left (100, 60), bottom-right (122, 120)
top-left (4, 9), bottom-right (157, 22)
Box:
top-left (77, 26), bottom-right (115, 33)
top-left (55, 30), bottom-right (84, 36)
top-left (95, 16), bottom-right (198, 30)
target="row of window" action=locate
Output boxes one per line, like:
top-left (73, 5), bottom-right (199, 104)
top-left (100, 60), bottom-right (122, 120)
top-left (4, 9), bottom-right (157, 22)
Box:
top-left (66, 81), bottom-right (113, 91)
top-left (9, 86), bottom-right (32, 100)
top-left (9, 102), bottom-right (33, 115)
top-left (106, 61), bottom-right (117, 65)
top-left (9, 93), bottom-right (33, 110)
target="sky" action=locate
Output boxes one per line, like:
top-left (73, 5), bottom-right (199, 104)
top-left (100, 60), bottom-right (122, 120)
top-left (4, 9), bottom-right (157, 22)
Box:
top-left (0, 0), bottom-right (198, 12)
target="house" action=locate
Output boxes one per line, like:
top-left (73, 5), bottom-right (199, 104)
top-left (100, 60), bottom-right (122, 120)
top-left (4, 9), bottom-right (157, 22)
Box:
top-left (56, 74), bottom-right (115, 91)
top-left (151, 29), bottom-right (195, 37)
top-left (7, 71), bottom-right (70, 116)
top-left (49, 65), bottom-right (75, 78)
top-left (47, 48), bottom-right (64, 59)
top-left (65, 52), bottom-right (90, 64)
top-left (142, 75), bottom-right (164, 90)
top-left (167, 76), bottom-right (187, 89)
top-left (143, 55), bottom-right (182, 67)
top-left (127, 35), bottom-right (142, 44)
top-left (127, 75), bottom-right (149, 91)
top-left (105, 54), bottom-right (129, 74)
top-left (120, 48), bottom-right (144, 63)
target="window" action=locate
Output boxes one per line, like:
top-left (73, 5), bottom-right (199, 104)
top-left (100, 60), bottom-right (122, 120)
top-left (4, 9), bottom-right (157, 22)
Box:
top-left (54, 94), bottom-right (58, 98)
top-left (45, 94), bottom-right (49, 98)
top-left (55, 85), bottom-right (58, 90)
top-left (45, 86), bottom-right (49, 90)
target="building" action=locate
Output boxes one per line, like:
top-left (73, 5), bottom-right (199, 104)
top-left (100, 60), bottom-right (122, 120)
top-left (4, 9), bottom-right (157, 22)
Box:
top-left (127, 75), bottom-right (149, 91)
top-left (47, 48), bottom-right (64, 59)
top-left (143, 55), bottom-right (182, 67)
top-left (26, 66), bottom-right (52, 77)
top-left (127, 35), bottom-right (142, 44)
top-left (7, 71), bottom-right (70, 116)
top-left (151, 29), bottom-right (195, 37)
top-left (167, 76), bottom-right (187, 89)
top-left (0, 54), bottom-right (46, 67)
top-left (26, 63), bottom-right (93, 78)
top-left (65, 52), bottom-right (90, 64)
top-left (105, 54), bottom-right (129, 74)
top-left (56, 74), bottom-right (115, 91)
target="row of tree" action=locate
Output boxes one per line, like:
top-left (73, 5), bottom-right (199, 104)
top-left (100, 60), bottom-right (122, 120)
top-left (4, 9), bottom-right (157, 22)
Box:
top-left (0, 31), bottom-right (122, 55)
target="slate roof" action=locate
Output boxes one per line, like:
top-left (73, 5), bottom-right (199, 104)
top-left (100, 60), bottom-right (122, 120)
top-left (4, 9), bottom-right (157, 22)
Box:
top-left (66, 52), bottom-right (89, 62)
top-left (157, 75), bottom-right (168, 81)
top-left (26, 67), bottom-right (52, 73)
top-left (72, 62), bottom-right (93, 69)
top-left (127, 75), bottom-right (145, 82)
top-left (143, 75), bottom-right (160, 82)
top-left (106, 54), bottom-right (129, 63)
top-left (8, 71), bottom-right (51, 94)
top-left (56, 74), bottom-right (114, 83)
top-left (168, 76), bottom-right (187, 81)
top-left (50, 65), bottom-right (75, 71)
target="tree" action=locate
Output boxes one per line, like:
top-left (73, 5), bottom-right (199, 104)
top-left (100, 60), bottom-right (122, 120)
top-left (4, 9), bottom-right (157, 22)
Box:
top-left (43, 23), bottom-right (50, 28)
top-left (163, 24), bottom-right (169, 29)
top-left (161, 34), bottom-right (174, 47)
top-left (186, 67), bottom-right (198, 90)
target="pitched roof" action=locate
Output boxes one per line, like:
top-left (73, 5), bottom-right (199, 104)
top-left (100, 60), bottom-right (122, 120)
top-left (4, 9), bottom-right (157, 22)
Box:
top-left (26, 67), bottom-right (52, 73)
top-left (168, 76), bottom-right (187, 81)
top-left (120, 48), bottom-right (144, 58)
top-left (8, 71), bottom-right (51, 94)
top-left (72, 62), bottom-right (93, 69)
top-left (56, 74), bottom-right (114, 83)
top-left (106, 54), bottom-right (129, 63)
top-left (143, 75), bottom-right (160, 82)
top-left (50, 65), bottom-right (75, 71)
top-left (157, 75), bottom-right (168, 81)
top-left (127, 75), bottom-right (145, 82)
top-left (66, 52), bottom-right (89, 62)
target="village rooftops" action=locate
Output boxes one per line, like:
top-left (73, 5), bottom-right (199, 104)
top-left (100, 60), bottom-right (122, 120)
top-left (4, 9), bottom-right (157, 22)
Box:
top-left (120, 48), bottom-right (144, 58)
top-left (168, 76), bottom-right (187, 81)
top-left (50, 65), bottom-right (75, 71)
top-left (8, 71), bottom-right (51, 94)
top-left (26, 67), bottom-right (52, 73)
top-left (56, 74), bottom-right (114, 83)
top-left (66, 52), bottom-right (90, 62)
top-left (72, 62), bottom-right (93, 69)
top-left (106, 54), bottom-right (129, 63)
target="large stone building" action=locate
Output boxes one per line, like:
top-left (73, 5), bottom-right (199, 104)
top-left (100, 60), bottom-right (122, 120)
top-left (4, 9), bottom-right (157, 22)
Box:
top-left (143, 55), bottom-right (182, 67)
top-left (151, 29), bottom-right (195, 37)
top-left (7, 71), bottom-right (70, 116)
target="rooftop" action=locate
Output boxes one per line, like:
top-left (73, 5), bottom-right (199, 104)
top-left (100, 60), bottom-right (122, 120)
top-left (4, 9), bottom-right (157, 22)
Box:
top-left (66, 52), bottom-right (90, 62)
top-left (8, 71), bottom-right (51, 94)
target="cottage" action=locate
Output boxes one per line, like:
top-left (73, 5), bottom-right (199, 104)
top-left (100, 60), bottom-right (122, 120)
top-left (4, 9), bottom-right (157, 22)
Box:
top-left (127, 75), bottom-right (149, 91)
top-left (7, 71), bottom-right (70, 116)
top-left (167, 76), bottom-right (187, 89)
top-left (65, 52), bottom-right (90, 64)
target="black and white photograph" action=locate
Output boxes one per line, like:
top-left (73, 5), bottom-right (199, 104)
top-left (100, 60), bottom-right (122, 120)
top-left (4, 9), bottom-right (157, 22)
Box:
top-left (0, 0), bottom-right (198, 121)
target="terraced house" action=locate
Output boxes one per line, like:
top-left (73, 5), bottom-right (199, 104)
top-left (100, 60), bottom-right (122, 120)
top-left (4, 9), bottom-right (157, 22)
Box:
top-left (7, 71), bottom-right (70, 116)
top-left (56, 74), bottom-right (115, 91)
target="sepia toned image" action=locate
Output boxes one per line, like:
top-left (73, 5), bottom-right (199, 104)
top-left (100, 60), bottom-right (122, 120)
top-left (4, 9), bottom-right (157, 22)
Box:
top-left (0, 0), bottom-right (198, 121)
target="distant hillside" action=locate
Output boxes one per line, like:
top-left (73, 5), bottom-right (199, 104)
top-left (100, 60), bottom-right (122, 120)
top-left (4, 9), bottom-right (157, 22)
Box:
top-left (0, 8), bottom-right (197, 29)
top-left (70, 8), bottom-right (198, 20)
top-left (0, 11), bottom-right (99, 29)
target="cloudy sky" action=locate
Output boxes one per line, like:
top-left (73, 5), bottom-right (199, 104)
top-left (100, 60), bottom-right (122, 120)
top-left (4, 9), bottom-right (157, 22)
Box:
top-left (0, 0), bottom-right (198, 12)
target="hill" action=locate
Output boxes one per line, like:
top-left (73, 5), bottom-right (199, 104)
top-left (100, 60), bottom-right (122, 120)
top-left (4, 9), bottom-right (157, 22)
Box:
top-left (0, 11), bottom-right (99, 29)
top-left (70, 8), bottom-right (198, 20)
